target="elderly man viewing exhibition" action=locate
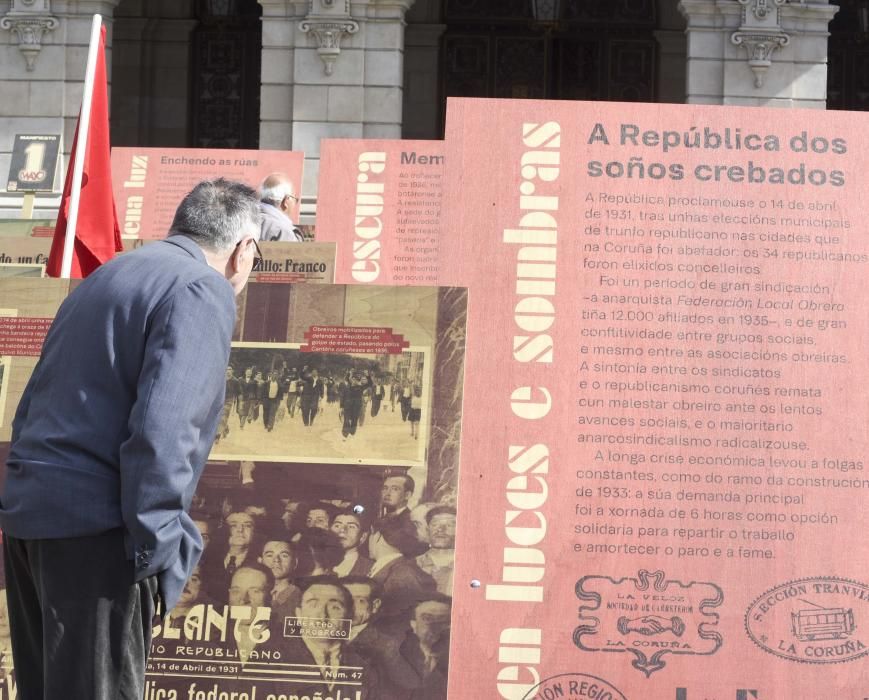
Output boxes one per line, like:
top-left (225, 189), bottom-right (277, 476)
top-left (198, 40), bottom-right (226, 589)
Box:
top-left (258, 172), bottom-right (304, 242)
top-left (0, 178), bottom-right (262, 700)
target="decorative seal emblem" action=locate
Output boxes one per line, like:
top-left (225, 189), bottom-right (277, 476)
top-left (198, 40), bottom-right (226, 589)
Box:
top-left (574, 569), bottom-right (723, 676)
top-left (522, 673), bottom-right (627, 700)
top-left (745, 576), bottom-right (869, 664)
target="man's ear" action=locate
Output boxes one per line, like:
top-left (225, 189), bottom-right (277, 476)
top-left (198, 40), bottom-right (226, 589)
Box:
top-left (229, 240), bottom-right (245, 273)
top-left (280, 195), bottom-right (293, 214)
top-left (235, 237), bottom-right (259, 274)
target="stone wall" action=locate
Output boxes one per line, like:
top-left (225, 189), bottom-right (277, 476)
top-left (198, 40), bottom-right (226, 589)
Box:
top-left (0, 0), bottom-right (121, 217)
top-left (679, 0), bottom-right (838, 108)
top-left (259, 0), bottom-right (415, 200)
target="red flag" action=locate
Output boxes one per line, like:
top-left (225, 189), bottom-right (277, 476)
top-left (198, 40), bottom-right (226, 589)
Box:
top-left (47, 24), bottom-right (121, 278)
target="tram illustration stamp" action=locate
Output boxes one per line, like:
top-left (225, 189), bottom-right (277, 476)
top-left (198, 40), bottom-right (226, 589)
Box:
top-left (744, 576), bottom-right (869, 664)
top-left (522, 673), bottom-right (628, 700)
top-left (574, 569), bottom-right (723, 677)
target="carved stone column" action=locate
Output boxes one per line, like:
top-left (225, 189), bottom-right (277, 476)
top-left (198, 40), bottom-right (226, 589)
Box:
top-left (1, 0), bottom-right (59, 71)
top-left (299, 0), bottom-right (359, 76)
top-left (730, 0), bottom-right (791, 88)
top-left (0, 0), bottom-right (122, 217)
top-left (258, 0), bottom-right (416, 205)
top-left (679, 0), bottom-right (838, 108)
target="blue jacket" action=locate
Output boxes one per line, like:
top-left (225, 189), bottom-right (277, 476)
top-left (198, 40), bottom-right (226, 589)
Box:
top-left (0, 235), bottom-right (236, 610)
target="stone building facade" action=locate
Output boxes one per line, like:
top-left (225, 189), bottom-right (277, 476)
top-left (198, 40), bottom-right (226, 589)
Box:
top-left (0, 1), bottom-right (853, 218)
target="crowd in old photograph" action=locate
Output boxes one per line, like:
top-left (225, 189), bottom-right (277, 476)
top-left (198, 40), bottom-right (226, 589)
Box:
top-left (215, 355), bottom-right (425, 448)
top-left (171, 472), bottom-right (455, 699)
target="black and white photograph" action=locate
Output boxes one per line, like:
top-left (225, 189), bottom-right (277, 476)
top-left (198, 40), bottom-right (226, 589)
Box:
top-left (211, 344), bottom-right (430, 465)
top-left (0, 281), bottom-right (468, 700)
top-left (148, 459), bottom-right (454, 700)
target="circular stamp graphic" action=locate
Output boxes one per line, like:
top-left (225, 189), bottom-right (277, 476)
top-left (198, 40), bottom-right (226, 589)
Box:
top-left (745, 576), bottom-right (869, 664)
top-left (522, 673), bottom-right (628, 700)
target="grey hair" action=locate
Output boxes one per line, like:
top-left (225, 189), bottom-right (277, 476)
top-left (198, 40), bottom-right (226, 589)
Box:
top-left (169, 178), bottom-right (260, 253)
top-left (259, 175), bottom-right (295, 206)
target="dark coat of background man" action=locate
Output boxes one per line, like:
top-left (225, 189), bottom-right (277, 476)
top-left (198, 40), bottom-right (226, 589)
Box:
top-left (258, 172), bottom-right (304, 242)
top-left (0, 178), bottom-right (262, 700)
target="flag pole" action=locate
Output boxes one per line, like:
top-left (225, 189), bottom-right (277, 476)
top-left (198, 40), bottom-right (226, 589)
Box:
top-left (60, 14), bottom-right (103, 279)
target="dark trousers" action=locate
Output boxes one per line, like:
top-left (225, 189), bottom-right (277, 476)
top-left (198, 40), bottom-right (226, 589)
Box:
top-left (300, 399), bottom-right (318, 426)
top-left (342, 404), bottom-right (362, 437)
top-left (263, 397), bottom-right (280, 430)
top-left (3, 529), bottom-right (158, 700)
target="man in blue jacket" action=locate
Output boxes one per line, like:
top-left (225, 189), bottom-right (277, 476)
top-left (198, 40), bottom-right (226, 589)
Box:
top-left (0, 178), bottom-right (262, 699)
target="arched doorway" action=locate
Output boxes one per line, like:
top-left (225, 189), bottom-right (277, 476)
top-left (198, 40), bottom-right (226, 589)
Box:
top-left (190, 0), bottom-right (262, 148)
top-left (440, 0), bottom-right (658, 103)
top-left (827, 0), bottom-right (869, 110)
top-left (111, 0), bottom-right (261, 148)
